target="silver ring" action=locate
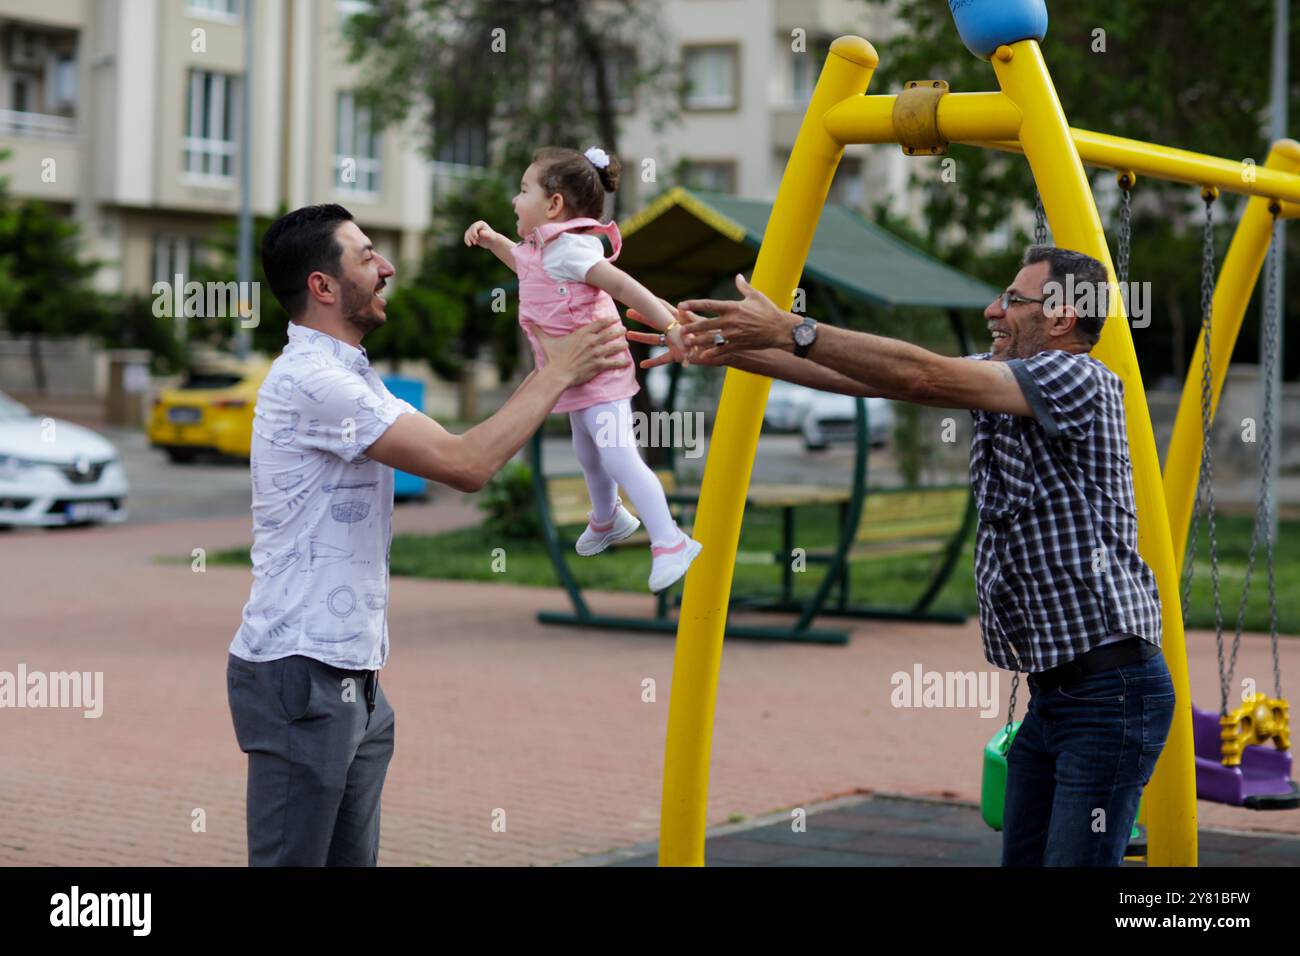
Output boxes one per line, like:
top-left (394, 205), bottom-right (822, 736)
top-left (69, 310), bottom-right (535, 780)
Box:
top-left (713, 332), bottom-right (727, 345)
top-left (658, 333), bottom-right (666, 346)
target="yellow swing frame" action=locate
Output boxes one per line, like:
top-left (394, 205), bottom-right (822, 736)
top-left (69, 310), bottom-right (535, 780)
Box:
top-left (658, 33), bottom-right (1300, 868)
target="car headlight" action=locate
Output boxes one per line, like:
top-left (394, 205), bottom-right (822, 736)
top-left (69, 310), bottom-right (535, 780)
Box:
top-left (0, 454), bottom-right (38, 480)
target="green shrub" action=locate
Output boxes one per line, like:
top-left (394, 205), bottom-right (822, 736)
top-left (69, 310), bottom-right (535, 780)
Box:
top-left (477, 460), bottom-right (540, 539)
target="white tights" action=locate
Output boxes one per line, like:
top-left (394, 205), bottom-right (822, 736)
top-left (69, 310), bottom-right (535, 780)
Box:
top-left (569, 399), bottom-right (680, 548)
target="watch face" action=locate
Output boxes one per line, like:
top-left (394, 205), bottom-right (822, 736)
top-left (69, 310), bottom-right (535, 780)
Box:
top-left (794, 322), bottom-right (816, 346)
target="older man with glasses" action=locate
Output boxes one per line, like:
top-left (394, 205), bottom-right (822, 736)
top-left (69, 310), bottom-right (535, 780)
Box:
top-left (628, 244), bottom-right (1174, 867)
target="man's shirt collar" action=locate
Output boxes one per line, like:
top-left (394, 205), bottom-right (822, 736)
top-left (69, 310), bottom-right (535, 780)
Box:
top-left (286, 320), bottom-right (370, 372)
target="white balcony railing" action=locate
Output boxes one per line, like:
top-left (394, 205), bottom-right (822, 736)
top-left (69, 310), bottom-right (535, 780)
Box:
top-left (0, 109), bottom-right (77, 140)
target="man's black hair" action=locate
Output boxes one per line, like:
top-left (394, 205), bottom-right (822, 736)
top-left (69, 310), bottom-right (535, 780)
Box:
top-left (261, 203), bottom-right (355, 317)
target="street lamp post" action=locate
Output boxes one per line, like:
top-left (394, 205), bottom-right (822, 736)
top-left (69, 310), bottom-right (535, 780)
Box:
top-left (234, 0), bottom-right (256, 360)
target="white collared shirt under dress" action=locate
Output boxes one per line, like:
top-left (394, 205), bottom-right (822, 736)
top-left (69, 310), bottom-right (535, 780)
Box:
top-left (229, 321), bottom-right (418, 671)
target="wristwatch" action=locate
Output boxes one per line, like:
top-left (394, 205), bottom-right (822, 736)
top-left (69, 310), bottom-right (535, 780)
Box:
top-left (792, 316), bottom-right (818, 358)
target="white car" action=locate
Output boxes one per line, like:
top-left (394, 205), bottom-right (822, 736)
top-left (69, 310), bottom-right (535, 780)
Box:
top-left (0, 391), bottom-right (129, 528)
top-left (764, 380), bottom-right (816, 432)
top-left (802, 392), bottom-right (895, 451)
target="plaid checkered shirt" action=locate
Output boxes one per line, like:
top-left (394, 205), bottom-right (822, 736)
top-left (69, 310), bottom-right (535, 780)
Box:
top-left (966, 349), bottom-right (1162, 672)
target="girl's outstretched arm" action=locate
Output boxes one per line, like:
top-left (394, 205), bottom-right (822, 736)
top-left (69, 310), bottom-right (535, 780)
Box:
top-left (585, 261), bottom-right (686, 360)
top-left (464, 220), bottom-right (518, 274)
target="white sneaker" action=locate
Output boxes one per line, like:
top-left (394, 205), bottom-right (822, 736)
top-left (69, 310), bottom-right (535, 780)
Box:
top-left (575, 499), bottom-right (640, 556)
top-left (648, 532), bottom-right (703, 593)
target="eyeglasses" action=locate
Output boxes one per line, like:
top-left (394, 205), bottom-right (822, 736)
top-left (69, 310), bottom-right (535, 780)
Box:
top-left (999, 292), bottom-right (1047, 311)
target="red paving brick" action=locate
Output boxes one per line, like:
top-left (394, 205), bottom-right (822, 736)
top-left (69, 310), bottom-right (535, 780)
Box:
top-left (2, 495), bottom-right (1298, 866)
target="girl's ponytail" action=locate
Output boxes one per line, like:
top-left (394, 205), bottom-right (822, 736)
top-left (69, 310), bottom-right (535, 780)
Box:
top-left (596, 154), bottom-right (621, 193)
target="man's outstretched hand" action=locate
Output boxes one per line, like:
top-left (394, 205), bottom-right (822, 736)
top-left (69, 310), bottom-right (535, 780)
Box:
top-left (625, 304), bottom-right (720, 369)
top-left (674, 274), bottom-right (799, 359)
top-left (628, 274), bottom-right (798, 367)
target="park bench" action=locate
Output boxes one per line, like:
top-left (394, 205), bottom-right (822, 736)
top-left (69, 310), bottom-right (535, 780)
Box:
top-left (542, 470), bottom-right (691, 547)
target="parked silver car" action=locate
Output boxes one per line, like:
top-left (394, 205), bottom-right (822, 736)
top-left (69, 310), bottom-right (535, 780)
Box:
top-left (763, 380), bottom-right (816, 432)
top-left (802, 392), bottom-right (895, 451)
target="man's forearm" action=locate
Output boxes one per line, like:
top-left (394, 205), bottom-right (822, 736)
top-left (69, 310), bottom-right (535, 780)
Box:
top-left (803, 323), bottom-right (950, 405)
top-left (458, 367), bottom-right (567, 483)
top-left (725, 347), bottom-right (881, 397)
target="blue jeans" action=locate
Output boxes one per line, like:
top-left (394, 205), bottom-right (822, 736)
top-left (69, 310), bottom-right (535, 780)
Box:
top-left (1002, 652), bottom-right (1176, 866)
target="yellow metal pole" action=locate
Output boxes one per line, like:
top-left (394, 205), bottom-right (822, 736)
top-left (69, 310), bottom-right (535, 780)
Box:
top-left (969, 130), bottom-right (1300, 204)
top-left (822, 91), bottom-right (1022, 146)
top-left (992, 39), bottom-right (1196, 867)
top-left (656, 35), bottom-right (878, 866)
top-left (1164, 139), bottom-right (1300, 567)
top-left (824, 95), bottom-right (1300, 204)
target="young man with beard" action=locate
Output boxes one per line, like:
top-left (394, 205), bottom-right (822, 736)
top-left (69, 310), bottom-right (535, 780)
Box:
top-left (226, 204), bottom-right (627, 865)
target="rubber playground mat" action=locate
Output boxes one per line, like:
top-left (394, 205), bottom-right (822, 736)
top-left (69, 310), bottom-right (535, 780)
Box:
top-left (570, 793), bottom-right (1300, 867)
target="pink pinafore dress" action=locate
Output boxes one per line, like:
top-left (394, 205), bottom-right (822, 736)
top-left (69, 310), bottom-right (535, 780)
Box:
top-left (512, 217), bottom-right (639, 414)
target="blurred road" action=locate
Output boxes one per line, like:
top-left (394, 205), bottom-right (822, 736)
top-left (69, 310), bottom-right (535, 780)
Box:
top-left (74, 425), bottom-right (919, 528)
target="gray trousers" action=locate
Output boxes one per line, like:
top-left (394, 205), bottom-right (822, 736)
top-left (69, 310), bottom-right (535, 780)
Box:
top-left (227, 653), bottom-right (395, 866)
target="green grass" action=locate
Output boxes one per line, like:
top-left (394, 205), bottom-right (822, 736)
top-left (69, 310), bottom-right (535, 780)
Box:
top-left (204, 509), bottom-right (1300, 635)
top-left (1180, 515), bottom-right (1300, 635)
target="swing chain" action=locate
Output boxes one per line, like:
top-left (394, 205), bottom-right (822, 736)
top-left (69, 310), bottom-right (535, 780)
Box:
top-left (1191, 191), bottom-right (1230, 715)
top-left (1033, 190), bottom-right (1048, 246)
top-left (1001, 671), bottom-right (1020, 755)
top-left (1117, 182), bottom-right (1132, 288)
top-left (1265, 211), bottom-right (1283, 699)
top-left (1227, 209), bottom-right (1284, 703)
top-left (1263, 213), bottom-right (1284, 697)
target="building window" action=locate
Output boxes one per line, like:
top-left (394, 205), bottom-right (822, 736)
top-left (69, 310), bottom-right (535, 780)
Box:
top-left (682, 160), bottom-right (736, 194)
top-left (586, 47), bottom-right (637, 114)
top-left (186, 0), bottom-right (241, 20)
top-left (153, 235), bottom-right (201, 285)
top-left (183, 70), bottom-right (239, 182)
top-left (11, 76), bottom-right (31, 114)
top-left (0, 26), bottom-right (78, 124)
top-left (683, 44), bottom-right (738, 111)
top-left (335, 92), bottom-right (382, 195)
top-left (50, 55), bottom-right (78, 113)
top-left (434, 115), bottom-right (488, 169)
top-left (790, 51), bottom-right (816, 105)
top-left (827, 156), bottom-right (863, 209)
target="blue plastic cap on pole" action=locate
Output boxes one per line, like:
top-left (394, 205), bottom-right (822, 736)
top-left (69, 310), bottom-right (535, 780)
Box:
top-left (949, 0), bottom-right (1049, 60)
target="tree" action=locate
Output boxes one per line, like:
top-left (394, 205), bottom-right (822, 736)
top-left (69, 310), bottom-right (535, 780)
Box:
top-left (368, 173), bottom-right (514, 421)
top-left (191, 209), bottom-right (293, 356)
top-left (0, 196), bottom-right (109, 393)
top-left (860, 0), bottom-right (1300, 383)
top-left (343, 0), bottom-right (683, 432)
top-left (0, 151), bottom-right (183, 385)
top-left (343, 0), bottom-right (679, 215)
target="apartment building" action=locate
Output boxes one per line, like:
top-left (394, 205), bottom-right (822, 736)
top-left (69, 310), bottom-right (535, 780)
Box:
top-left (0, 0), bottom-right (433, 299)
top-left (615, 0), bottom-right (926, 226)
top-left (0, 0), bottom-right (942, 289)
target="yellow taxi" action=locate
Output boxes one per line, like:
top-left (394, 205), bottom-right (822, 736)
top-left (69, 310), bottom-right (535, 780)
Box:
top-left (147, 355), bottom-right (273, 462)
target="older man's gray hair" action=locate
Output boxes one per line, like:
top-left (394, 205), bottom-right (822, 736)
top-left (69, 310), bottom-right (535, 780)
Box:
top-left (1022, 245), bottom-right (1109, 346)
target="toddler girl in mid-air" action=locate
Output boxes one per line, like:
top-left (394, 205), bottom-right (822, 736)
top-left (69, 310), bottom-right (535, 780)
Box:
top-left (464, 146), bottom-right (702, 593)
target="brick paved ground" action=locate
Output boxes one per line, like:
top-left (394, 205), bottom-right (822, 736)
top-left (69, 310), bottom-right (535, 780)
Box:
top-left (2, 495), bottom-right (1299, 866)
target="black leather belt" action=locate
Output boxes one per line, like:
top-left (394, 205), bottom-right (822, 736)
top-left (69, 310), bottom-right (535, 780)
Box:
top-left (1029, 637), bottom-right (1159, 693)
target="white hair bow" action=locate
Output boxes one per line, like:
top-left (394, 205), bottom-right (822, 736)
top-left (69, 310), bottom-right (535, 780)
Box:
top-left (584, 146), bottom-right (610, 169)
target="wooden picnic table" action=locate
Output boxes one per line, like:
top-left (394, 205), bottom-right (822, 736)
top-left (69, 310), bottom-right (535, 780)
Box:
top-left (669, 482), bottom-right (852, 603)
